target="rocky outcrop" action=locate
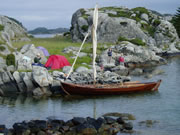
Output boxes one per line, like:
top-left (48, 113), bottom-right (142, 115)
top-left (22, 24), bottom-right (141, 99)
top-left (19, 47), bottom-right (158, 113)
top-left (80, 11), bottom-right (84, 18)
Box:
top-left (0, 15), bottom-right (30, 68)
top-left (0, 114), bottom-right (135, 135)
top-left (13, 44), bottom-right (47, 70)
top-left (0, 15), bottom-right (29, 44)
top-left (70, 7), bottom-right (179, 49)
top-left (0, 64), bottom-right (133, 97)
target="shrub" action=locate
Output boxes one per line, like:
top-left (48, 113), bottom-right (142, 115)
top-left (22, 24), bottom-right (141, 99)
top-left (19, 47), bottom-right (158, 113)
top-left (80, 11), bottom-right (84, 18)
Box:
top-left (171, 7), bottom-right (180, 38)
top-left (118, 36), bottom-right (129, 42)
top-left (63, 32), bottom-right (70, 37)
top-left (132, 7), bottom-right (149, 15)
top-left (80, 8), bottom-right (89, 20)
top-left (81, 25), bottom-right (88, 32)
top-left (0, 40), bottom-right (5, 45)
top-left (6, 54), bottom-right (15, 66)
top-left (0, 24), bottom-right (4, 31)
top-left (153, 19), bottom-right (161, 26)
top-left (120, 22), bottom-right (128, 26)
top-left (108, 11), bottom-right (131, 18)
top-left (130, 38), bottom-right (146, 46)
top-left (0, 46), bottom-right (5, 51)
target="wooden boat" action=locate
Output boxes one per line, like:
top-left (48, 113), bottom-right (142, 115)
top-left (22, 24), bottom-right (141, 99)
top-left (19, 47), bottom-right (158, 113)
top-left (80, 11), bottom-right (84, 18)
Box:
top-left (61, 5), bottom-right (162, 96)
top-left (61, 80), bottom-right (162, 95)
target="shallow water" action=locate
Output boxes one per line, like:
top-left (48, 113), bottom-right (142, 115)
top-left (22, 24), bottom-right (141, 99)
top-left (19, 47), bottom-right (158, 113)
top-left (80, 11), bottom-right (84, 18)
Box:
top-left (0, 58), bottom-right (180, 135)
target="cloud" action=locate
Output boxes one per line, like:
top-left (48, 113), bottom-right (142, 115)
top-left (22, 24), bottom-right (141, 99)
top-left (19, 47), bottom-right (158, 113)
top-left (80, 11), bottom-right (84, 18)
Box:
top-left (0, 0), bottom-right (180, 30)
top-left (18, 15), bottom-right (51, 21)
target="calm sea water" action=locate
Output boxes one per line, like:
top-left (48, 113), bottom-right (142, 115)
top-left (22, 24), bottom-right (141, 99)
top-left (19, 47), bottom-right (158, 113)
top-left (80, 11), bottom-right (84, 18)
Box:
top-left (0, 58), bottom-right (180, 135)
top-left (32, 34), bottom-right (56, 38)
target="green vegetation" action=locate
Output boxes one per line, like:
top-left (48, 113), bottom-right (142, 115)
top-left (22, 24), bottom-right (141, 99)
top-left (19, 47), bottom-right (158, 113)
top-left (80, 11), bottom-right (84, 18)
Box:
top-left (118, 36), bottom-right (146, 46)
top-left (172, 7), bottom-right (180, 38)
top-left (0, 40), bottom-right (5, 45)
top-left (131, 7), bottom-right (149, 16)
top-left (6, 54), bottom-right (15, 66)
top-left (141, 23), bottom-right (156, 37)
top-left (118, 36), bottom-right (129, 42)
top-left (131, 7), bottom-right (150, 23)
top-left (130, 38), bottom-right (146, 46)
top-left (108, 11), bottom-right (131, 18)
top-left (153, 19), bottom-right (161, 26)
top-left (0, 46), bottom-right (5, 51)
top-left (13, 36), bottom-right (94, 70)
top-left (0, 24), bottom-right (4, 31)
top-left (81, 25), bottom-right (88, 32)
top-left (100, 7), bottom-right (124, 11)
top-left (63, 32), bottom-right (70, 37)
top-left (80, 8), bottom-right (89, 20)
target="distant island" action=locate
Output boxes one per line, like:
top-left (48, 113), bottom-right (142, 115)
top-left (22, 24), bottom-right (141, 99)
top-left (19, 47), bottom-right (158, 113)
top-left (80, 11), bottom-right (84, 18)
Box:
top-left (28, 27), bottom-right (69, 35)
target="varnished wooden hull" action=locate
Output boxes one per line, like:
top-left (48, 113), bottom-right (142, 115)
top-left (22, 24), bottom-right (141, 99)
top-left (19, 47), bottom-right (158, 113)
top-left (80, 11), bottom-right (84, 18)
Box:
top-left (61, 80), bottom-right (161, 95)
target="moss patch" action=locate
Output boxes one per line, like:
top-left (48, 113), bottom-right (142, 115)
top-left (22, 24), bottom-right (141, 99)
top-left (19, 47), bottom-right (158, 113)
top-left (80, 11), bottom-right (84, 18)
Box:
top-left (131, 7), bottom-right (149, 16)
top-left (118, 36), bottom-right (146, 46)
top-left (6, 54), bottom-right (15, 66)
top-left (81, 25), bottom-right (88, 32)
top-left (0, 46), bottom-right (5, 51)
top-left (0, 24), bottom-right (4, 31)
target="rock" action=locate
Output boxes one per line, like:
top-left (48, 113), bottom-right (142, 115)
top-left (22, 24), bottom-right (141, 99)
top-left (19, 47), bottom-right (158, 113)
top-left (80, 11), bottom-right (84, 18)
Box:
top-left (104, 117), bottom-right (116, 124)
top-left (32, 66), bottom-right (53, 87)
top-left (20, 44), bottom-right (47, 63)
top-left (111, 65), bottom-right (129, 76)
top-left (6, 65), bottom-right (15, 72)
top-left (0, 57), bottom-right (6, 69)
top-left (51, 80), bottom-right (62, 94)
top-left (76, 122), bottom-right (97, 135)
top-left (70, 6), bottom-right (179, 55)
top-left (17, 56), bottom-right (33, 70)
top-left (144, 68), bottom-right (164, 78)
top-left (0, 15), bottom-right (29, 52)
top-left (139, 120), bottom-right (159, 127)
top-left (13, 71), bottom-right (26, 92)
top-left (78, 52), bottom-right (87, 57)
top-left (0, 45), bottom-right (11, 56)
top-left (123, 122), bottom-right (133, 130)
top-left (117, 117), bottom-right (125, 124)
top-left (13, 122), bottom-right (29, 134)
top-left (140, 13), bottom-right (149, 22)
top-left (0, 125), bottom-right (8, 134)
top-left (62, 66), bottom-right (71, 74)
top-left (75, 66), bottom-right (89, 73)
top-left (129, 68), bottom-right (143, 76)
top-left (20, 72), bottom-right (35, 92)
top-left (72, 117), bottom-right (86, 125)
top-left (154, 20), bottom-right (179, 47)
top-left (32, 87), bottom-right (44, 97)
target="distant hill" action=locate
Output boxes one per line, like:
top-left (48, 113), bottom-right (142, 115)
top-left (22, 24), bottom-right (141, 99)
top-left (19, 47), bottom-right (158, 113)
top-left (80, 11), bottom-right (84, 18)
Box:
top-left (28, 27), bottom-right (69, 35)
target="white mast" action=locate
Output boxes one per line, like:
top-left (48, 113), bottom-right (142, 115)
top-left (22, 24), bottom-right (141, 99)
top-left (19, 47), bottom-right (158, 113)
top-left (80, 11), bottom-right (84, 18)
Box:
top-left (92, 4), bottom-right (98, 84)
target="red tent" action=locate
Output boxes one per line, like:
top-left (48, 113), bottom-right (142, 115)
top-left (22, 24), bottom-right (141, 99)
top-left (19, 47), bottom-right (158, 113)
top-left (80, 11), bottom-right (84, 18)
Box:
top-left (45, 55), bottom-right (71, 69)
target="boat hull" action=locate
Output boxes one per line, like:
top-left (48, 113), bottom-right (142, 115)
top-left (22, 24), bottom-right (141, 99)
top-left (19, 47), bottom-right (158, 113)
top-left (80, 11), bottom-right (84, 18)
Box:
top-left (61, 80), bottom-right (161, 95)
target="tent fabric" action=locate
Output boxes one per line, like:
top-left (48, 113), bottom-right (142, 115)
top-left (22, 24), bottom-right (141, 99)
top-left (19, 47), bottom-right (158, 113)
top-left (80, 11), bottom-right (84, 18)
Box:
top-left (37, 46), bottom-right (50, 56)
top-left (45, 55), bottom-right (70, 69)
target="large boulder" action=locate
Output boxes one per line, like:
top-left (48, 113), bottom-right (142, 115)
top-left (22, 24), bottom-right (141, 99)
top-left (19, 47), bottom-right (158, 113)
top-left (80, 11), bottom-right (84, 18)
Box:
top-left (20, 44), bottom-right (47, 63)
top-left (32, 66), bottom-right (53, 87)
top-left (99, 41), bottom-right (165, 67)
top-left (70, 7), bottom-right (179, 50)
top-left (0, 15), bottom-right (30, 51)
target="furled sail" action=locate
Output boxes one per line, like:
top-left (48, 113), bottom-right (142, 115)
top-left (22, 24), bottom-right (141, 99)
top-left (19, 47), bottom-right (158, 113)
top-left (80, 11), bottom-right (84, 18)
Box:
top-left (92, 4), bottom-right (98, 84)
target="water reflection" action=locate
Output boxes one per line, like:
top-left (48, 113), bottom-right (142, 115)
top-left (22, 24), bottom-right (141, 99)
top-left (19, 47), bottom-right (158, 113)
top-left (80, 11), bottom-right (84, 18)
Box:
top-left (0, 58), bottom-right (180, 135)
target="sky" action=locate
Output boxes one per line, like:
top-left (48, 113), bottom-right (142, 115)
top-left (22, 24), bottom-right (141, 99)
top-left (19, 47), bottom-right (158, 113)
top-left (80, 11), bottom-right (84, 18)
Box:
top-left (0, 0), bottom-right (179, 30)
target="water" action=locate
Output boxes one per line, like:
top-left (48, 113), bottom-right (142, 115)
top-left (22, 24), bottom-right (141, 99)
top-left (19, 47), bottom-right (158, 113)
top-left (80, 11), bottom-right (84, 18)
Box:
top-left (0, 58), bottom-right (180, 135)
top-left (32, 34), bottom-right (56, 38)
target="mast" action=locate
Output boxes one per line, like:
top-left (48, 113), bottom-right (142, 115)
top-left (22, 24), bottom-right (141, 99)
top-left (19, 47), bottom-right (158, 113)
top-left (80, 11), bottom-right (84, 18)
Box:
top-left (92, 4), bottom-right (98, 84)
